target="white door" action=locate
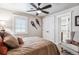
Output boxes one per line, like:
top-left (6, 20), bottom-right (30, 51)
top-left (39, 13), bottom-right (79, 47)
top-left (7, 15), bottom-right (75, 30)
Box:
top-left (43, 15), bottom-right (54, 42)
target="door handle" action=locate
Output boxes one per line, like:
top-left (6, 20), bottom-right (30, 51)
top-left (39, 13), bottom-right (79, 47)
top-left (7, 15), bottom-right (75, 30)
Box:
top-left (46, 31), bottom-right (49, 33)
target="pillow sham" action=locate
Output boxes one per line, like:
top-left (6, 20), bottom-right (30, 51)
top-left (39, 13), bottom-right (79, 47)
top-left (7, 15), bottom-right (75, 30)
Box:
top-left (3, 35), bottom-right (19, 48)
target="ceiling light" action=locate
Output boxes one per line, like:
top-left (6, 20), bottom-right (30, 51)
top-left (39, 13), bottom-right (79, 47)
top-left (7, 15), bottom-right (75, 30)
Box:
top-left (36, 10), bottom-right (42, 13)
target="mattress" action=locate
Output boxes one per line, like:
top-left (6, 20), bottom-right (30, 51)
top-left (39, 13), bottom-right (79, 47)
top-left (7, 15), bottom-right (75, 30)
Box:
top-left (7, 37), bottom-right (60, 55)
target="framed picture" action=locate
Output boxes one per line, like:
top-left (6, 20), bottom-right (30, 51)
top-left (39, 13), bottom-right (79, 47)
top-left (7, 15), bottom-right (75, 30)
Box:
top-left (75, 16), bottom-right (79, 26)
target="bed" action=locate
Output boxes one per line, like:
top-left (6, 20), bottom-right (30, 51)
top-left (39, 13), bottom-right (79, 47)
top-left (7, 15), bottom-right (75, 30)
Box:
top-left (7, 37), bottom-right (60, 55)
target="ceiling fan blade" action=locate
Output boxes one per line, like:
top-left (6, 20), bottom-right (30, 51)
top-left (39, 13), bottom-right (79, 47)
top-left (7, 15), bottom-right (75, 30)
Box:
top-left (38, 3), bottom-right (41, 6)
top-left (41, 10), bottom-right (49, 14)
top-left (41, 5), bottom-right (52, 9)
top-left (27, 10), bottom-right (37, 12)
top-left (30, 3), bottom-right (37, 9)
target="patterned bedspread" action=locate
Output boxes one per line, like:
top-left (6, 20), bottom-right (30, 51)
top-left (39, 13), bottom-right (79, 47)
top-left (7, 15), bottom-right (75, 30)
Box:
top-left (7, 37), bottom-right (60, 55)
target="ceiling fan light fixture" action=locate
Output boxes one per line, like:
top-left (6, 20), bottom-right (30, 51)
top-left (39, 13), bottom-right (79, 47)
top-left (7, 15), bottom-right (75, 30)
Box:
top-left (36, 10), bottom-right (42, 14)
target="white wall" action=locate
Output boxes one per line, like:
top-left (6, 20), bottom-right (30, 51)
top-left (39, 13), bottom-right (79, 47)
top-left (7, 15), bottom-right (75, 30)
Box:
top-left (28, 16), bottom-right (42, 37)
top-left (72, 9), bottom-right (79, 31)
top-left (43, 5), bottom-right (79, 44)
top-left (53, 5), bottom-right (79, 32)
top-left (0, 9), bottom-right (42, 37)
top-left (0, 9), bottom-right (13, 30)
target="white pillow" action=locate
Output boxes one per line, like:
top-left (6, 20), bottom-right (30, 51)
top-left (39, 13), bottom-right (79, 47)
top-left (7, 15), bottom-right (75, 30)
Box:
top-left (4, 28), bottom-right (15, 36)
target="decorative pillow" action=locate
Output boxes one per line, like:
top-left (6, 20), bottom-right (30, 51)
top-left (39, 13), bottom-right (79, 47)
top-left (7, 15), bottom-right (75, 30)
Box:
top-left (17, 37), bottom-right (24, 44)
top-left (66, 40), bottom-right (72, 44)
top-left (0, 36), bottom-right (8, 55)
top-left (72, 40), bottom-right (79, 46)
top-left (0, 46), bottom-right (8, 55)
top-left (3, 35), bottom-right (19, 48)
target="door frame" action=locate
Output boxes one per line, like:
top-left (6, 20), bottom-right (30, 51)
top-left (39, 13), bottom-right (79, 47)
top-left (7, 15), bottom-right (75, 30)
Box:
top-left (57, 12), bottom-right (72, 43)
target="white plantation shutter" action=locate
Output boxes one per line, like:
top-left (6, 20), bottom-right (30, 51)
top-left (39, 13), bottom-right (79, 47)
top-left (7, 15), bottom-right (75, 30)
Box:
top-left (15, 16), bottom-right (28, 34)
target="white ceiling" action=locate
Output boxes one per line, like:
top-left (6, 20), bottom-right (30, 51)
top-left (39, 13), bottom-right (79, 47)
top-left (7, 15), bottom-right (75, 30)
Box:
top-left (0, 3), bottom-right (79, 17)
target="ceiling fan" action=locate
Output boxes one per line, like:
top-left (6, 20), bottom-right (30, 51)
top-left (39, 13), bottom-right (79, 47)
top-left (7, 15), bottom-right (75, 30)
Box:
top-left (27, 3), bottom-right (52, 15)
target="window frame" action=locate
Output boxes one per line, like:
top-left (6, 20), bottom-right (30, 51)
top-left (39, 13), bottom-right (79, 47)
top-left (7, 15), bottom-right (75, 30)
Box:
top-left (14, 15), bottom-right (28, 34)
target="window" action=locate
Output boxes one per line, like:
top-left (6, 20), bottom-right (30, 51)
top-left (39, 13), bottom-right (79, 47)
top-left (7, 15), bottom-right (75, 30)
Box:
top-left (15, 16), bottom-right (28, 34)
top-left (0, 15), bottom-right (10, 29)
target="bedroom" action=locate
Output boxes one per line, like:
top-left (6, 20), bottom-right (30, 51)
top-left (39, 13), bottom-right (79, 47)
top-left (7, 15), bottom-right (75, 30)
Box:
top-left (0, 3), bottom-right (79, 55)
